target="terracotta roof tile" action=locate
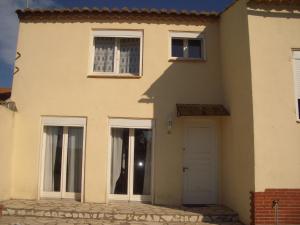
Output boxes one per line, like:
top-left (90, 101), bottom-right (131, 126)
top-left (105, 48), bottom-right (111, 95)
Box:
top-left (176, 104), bottom-right (230, 117)
top-left (16, 7), bottom-right (219, 20)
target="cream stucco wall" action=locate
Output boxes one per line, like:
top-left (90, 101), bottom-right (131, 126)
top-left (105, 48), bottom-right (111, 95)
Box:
top-left (0, 106), bottom-right (14, 200)
top-left (220, 1), bottom-right (255, 224)
top-left (11, 17), bottom-right (224, 205)
top-left (247, 3), bottom-right (300, 192)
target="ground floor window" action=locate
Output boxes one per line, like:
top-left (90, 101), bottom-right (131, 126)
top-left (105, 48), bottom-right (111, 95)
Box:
top-left (108, 119), bottom-right (153, 201)
top-left (40, 117), bottom-right (86, 200)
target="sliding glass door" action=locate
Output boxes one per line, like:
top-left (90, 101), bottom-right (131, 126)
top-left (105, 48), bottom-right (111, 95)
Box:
top-left (41, 126), bottom-right (84, 200)
top-left (109, 127), bottom-right (152, 201)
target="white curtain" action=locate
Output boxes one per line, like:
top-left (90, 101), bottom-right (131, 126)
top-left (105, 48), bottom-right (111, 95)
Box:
top-left (119, 38), bottom-right (140, 74)
top-left (94, 37), bottom-right (115, 72)
top-left (66, 127), bottom-right (83, 193)
top-left (43, 126), bottom-right (61, 192)
top-left (143, 131), bottom-right (152, 195)
top-left (111, 128), bottom-right (123, 194)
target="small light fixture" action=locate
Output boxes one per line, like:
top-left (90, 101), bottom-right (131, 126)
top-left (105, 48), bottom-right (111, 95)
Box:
top-left (138, 161), bottom-right (144, 167)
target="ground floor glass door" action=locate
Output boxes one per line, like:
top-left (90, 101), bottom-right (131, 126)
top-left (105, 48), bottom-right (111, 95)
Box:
top-left (41, 126), bottom-right (83, 200)
top-left (110, 127), bottom-right (152, 201)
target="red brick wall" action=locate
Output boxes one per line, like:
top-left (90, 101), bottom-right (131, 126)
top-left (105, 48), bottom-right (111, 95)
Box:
top-left (250, 189), bottom-right (300, 225)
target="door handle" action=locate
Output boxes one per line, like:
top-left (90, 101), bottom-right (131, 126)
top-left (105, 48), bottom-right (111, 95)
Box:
top-left (183, 167), bottom-right (189, 172)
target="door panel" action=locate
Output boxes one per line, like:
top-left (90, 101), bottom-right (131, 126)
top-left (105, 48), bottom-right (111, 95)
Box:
top-left (183, 126), bottom-right (217, 204)
top-left (109, 127), bottom-right (152, 201)
top-left (43, 126), bottom-right (63, 193)
top-left (41, 126), bottom-right (84, 199)
top-left (133, 129), bottom-right (152, 196)
top-left (66, 127), bottom-right (84, 193)
top-left (110, 128), bottom-right (129, 195)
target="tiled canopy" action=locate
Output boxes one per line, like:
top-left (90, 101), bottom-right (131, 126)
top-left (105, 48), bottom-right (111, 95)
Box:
top-left (176, 104), bottom-right (230, 117)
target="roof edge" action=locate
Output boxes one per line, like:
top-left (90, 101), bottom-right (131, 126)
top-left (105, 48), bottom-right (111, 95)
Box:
top-left (16, 7), bottom-right (220, 21)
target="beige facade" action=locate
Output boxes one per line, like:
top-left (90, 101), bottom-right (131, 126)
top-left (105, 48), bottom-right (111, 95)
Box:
top-left (10, 16), bottom-right (224, 204)
top-left (247, 3), bottom-right (300, 192)
top-left (1, 1), bottom-right (300, 225)
top-left (220, 1), bottom-right (255, 224)
top-left (0, 106), bottom-right (14, 201)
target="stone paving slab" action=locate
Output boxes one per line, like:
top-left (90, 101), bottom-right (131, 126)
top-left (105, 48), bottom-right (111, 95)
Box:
top-left (0, 200), bottom-right (240, 224)
top-left (0, 216), bottom-right (244, 225)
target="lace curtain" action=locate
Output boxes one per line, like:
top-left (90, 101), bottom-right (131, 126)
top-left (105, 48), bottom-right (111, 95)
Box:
top-left (119, 38), bottom-right (140, 74)
top-left (94, 37), bottom-right (115, 72)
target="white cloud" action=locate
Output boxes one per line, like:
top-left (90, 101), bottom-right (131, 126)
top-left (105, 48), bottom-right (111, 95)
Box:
top-left (0, 0), bottom-right (59, 65)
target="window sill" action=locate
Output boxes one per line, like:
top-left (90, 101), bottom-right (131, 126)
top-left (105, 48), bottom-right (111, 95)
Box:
top-left (87, 73), bottom-right (142, 79)
top-left (168, 57), bottom-right (206, 62)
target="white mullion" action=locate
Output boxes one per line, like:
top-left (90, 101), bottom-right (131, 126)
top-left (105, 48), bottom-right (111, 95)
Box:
top-left (114, 38), bottom-right (120, 74)
top-left (139, 37), bottom-right (142, 76)
top-left (80, 125), bottom-right (86, 202)
top-left (128, 128), bottom-right (135, 200)
top-left (113, 38), bottom-right (118, 74)
top-left (183, 39), bottom-right (188, 58)
top-left (40, 127), bottom-right (47, 196)
top-left (61, 127), bottom-right (69, 198)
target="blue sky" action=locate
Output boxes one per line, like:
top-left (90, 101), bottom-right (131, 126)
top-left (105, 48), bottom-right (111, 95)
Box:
top-left (0, 0), bottom-right (233, 88)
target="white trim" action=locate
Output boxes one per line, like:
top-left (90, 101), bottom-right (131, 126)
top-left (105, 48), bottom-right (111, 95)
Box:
top-left (292, 50), bottom-right (300, 121)
top-left (89, 30), bottom-right (144, 77)
top-left (107, 118), bottom-right (154, 202)
top-left (93, 30), bottom-right (143, 38)
top-left (293, 51), bottom-right (300, 59)
top-left (61, 127), bottom-right (68, 198)
top-left (128, 129), bottom-right (134, 199)
top-left (170, 31), bottom-right (204, 39)
top-left (39, 116), bottom-right (87, 201)
top-left (109, 118), bottom-right (153, 129)
top-left (41, 116), bottom-right (86, 127)
top-left (169, 31), bottom-right (206, 61)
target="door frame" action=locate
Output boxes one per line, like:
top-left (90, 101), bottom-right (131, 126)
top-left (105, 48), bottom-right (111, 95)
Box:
top-left (182, 119), bottom-right (219, 204)
top-left (38, 116), bottom-right (87, 202)
top-left (107, 118), bottom-right (155, 203)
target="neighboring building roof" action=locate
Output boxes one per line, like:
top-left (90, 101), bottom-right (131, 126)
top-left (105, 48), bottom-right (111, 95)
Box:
top-left (16, 7), bottom-right (219, 21)
top-left (0, 88), bottom-right (11, 101)
top-left (176, 104), bottom-right (230, 117)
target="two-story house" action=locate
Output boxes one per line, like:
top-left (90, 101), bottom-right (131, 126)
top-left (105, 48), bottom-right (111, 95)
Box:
top-left (0, 0), bottom-right (300, 224)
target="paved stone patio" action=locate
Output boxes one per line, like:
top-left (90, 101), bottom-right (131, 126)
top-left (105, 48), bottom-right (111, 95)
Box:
top-left (0, 199), bottom-right (243, 225)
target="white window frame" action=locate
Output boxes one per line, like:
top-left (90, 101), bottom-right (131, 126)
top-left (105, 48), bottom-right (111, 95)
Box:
top-left (169, 31), bottom-right (206, 61)
top-left (107, 118), bottom-right (155, 203)
top-left (38, 116), bottom-right (87, 202)
top-left (292, 50), bottom-right (300, 121)
top-left (89, 30), bottom-right (143, 77)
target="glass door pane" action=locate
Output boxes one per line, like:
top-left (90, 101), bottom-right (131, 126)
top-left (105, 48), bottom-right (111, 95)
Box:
top-left (43, 126), bottom-right (63, 192)
top-left (133, 129), bottom-right (152, 195)
top-left (110, 128), bottom-right (129, 194)
top-left (66, 127), bottom-right (83, 193)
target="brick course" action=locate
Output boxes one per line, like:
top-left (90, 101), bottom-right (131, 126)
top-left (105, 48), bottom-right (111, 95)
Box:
top-left (250, 189), bottom-right (300, 225)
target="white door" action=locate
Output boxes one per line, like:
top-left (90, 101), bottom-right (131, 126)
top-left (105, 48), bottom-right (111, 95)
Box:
top-left (40, 126), bottom-right (84, 200)
top-left (109, 127), bottom-right (153, 202)
top-left (183, 124), bottom-right (217, 204)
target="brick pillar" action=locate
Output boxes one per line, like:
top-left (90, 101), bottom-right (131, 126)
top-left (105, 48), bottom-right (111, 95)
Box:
top-left (250, 189), bottom-right (300, 225)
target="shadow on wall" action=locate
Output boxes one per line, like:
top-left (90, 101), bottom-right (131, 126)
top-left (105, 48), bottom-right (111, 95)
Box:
top-left (137, 27), bottom-right (224, 205)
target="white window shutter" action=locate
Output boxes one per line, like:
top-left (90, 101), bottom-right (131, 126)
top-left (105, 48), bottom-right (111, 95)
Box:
top-left (293, 51), bottom-right (300, 119)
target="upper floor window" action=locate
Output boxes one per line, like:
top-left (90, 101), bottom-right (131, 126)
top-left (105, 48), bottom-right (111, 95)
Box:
top-left (293, 50), bottom-right (300, 120)
top-left (170, 31), bottom-right (205, 60)
top-left (90, 30), bottom-right (143, 77)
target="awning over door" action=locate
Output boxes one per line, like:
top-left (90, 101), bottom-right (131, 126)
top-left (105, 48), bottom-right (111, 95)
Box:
top-left (176, 104), bottom-right (230, 117)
